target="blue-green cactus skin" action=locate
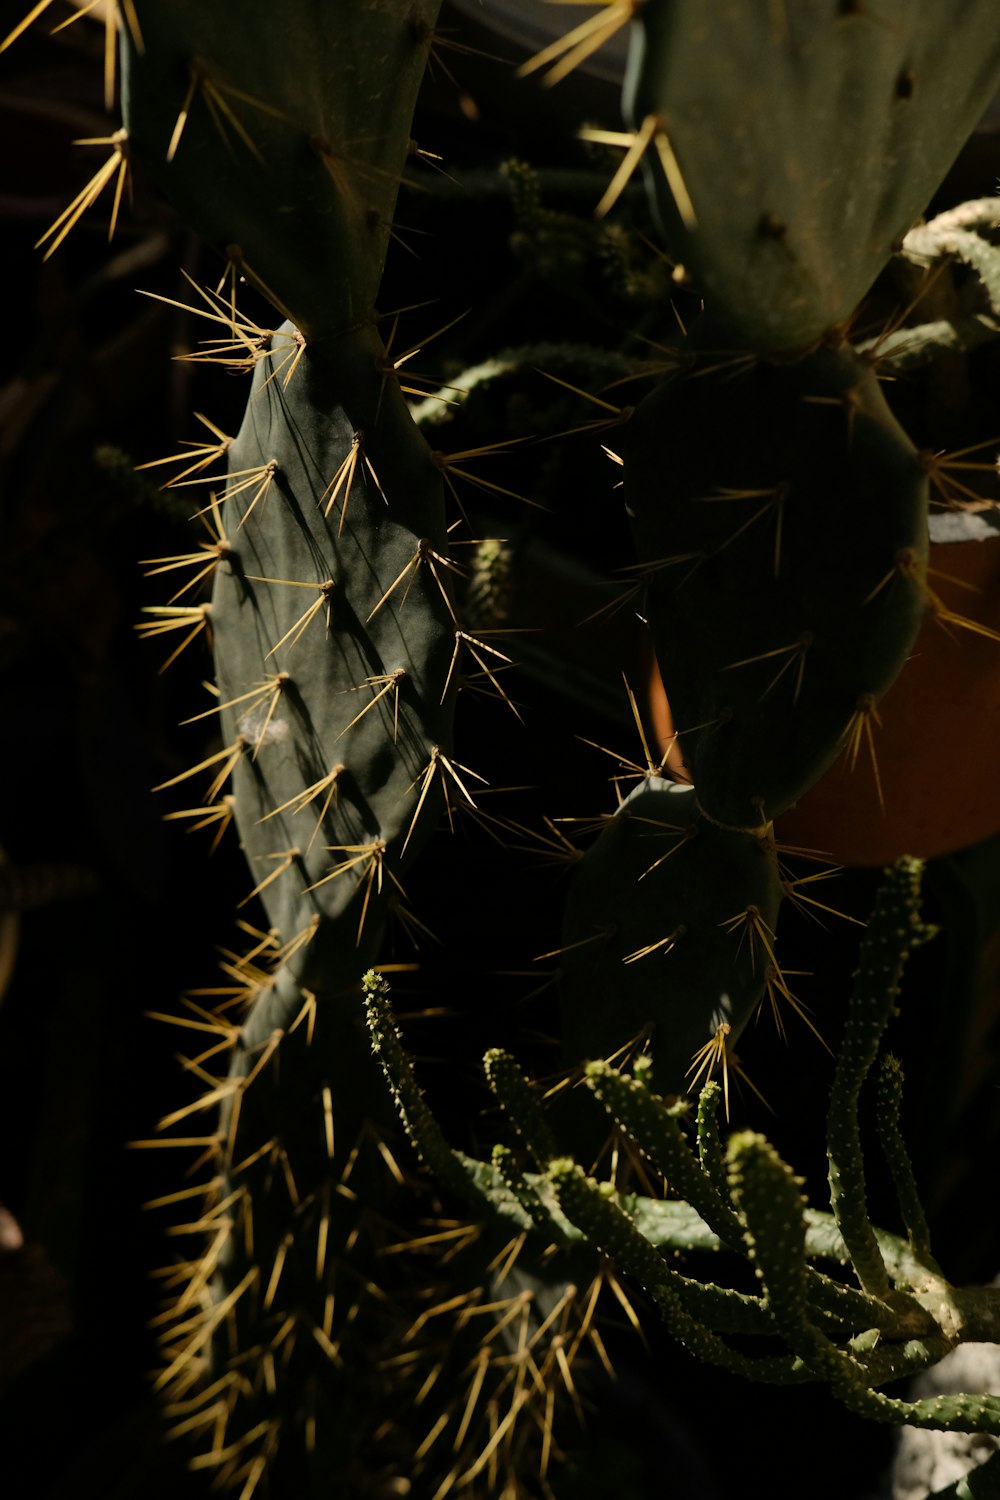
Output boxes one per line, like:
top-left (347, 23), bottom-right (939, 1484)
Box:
top-left (624, 0), bottom-right (1000, 352)
top-left (212, 328), bottom-right (455, 1030)
top-left (82, 0), bottom-right (1000, 1487)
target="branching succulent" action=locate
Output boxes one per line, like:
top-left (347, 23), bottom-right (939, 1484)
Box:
top-left (9, 0), bottom-right (1000, 1496)
top-left (368, 859), bottom-right (1000, 1436)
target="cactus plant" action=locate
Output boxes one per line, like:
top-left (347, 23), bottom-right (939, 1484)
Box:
top-left (560, 776), bottom-right (786, 1091)
top-left (7, 1), bottom-right (1000, 1496)
top-left (620, 0), bottom-right (1000, 352)
top-left (623, 337), bottom-right (931, 830)
top-left (368, 860), bottom-right (1000, 1439)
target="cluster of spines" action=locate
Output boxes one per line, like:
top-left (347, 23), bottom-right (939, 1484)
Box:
top-left (135, 950), bottom-right (660, 1498)
top-left (83, 5), bottom-right (563, 1493)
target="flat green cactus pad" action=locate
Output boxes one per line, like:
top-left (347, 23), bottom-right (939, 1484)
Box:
top-left (209, 330), bottom-right (454, 1000)
top-left (560, 777), bottom-right (782, 1091)
top-left (122, 0), bottom-right (441, 335)
top-left (624, 0), bottom-right (1000, 350)
top-left (625, 334), bottom-right (928, 829)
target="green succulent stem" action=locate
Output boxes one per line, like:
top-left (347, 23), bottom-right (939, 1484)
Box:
top-left (826, 856), bottom-right (933, 1298)
top-left (362, 971), bottom-right (494, 1213)
top-left (584, 1059), bottom-right (743, 1245)
top-left (546, 1159), bottom-right (808, 1386)
top-left (483, 1048), bottom-right (560, 1167)
top-left (876, 1054), bottom-right (936, 1265)
top-left (695, 1080), bottom-right (731, 1201)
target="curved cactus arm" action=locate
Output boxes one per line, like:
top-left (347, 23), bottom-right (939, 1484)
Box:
top-left (804, 1264), bottom-right (901, 1338)
top-left (668, 1276), bottom-right (774, 1340)
top-left (364, 999), bottom-right (1000, 1388)
top-left (363, 974), bottom-right (581, 1243)
top-left (624, 1195), bottom-right (933, 1320)
top-left (826, 857), bottom-right (936, 1298)
top-left (490, 1143), bottom-right (568, 1240)
top-left (902, 201), bottom-right (1000, 316)
top-left (499, 1121), bottom-right (779, 1339)
top-left (605, 1134), bottom-right (905, 1337)
top-left (723, 1129), bottom-right (909, 1366)
top-left (801, 1209), bottom-right (927, 1289)
top-left (835, 1368), bottom-right (1000, 1435)
top-left (546, 1158), bottom-right (810, 1386)
top-left (727, 1131), bottom-right (1000, 1427)
top-left (876, 1055), bottom-right (937, 1267)
top-left (582, 1024), bottom-right (899, 1336)
top-left (583, 1059), bottom-right (744, 1245)
top-left (363, 971), bottom-right (504, 1216)
top-left (695, 1080), bottom-right (731, 1200)
top-left (856, 314), bottom-right (1000, 373)
top-left (728, 1128), bottom-right (839, 1355)
top-left (361, 1025), bottom-right (912, 1348)
top-left (483, 1048), bottom-right (560, 1167)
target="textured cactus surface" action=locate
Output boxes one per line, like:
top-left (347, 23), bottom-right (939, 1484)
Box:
top-left (121, 0), bottom-right (441, 334)
top-left (212, 329), bottom-right (454, 1017)
top-left (192, 332), bottom-right (460, 1487)
top-left (114, 3), bottom-right (476, 1491)
top-left (624, 0), bottom-right (1000, 350)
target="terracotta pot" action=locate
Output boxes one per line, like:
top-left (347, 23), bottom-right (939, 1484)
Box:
top-left (649, 528), bottom-right (1000, 865)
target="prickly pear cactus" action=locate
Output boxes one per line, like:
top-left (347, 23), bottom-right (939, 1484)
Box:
top-left (550, 0), bottom-right (1000, 1113)
top-left (560, 778), bottom-right (784, 1089)
top-left (623, 0), bottom-right (1000, 351)
top-left (188, 338), bottom-right (459, 1487)
top-left (623, 334), bottom-right (929, 829)
top-left (210, 335), bottom-right (455, 1014)
top-left (115, 2), bottom-right (485, 1491)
